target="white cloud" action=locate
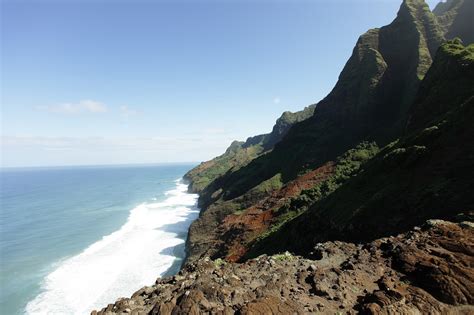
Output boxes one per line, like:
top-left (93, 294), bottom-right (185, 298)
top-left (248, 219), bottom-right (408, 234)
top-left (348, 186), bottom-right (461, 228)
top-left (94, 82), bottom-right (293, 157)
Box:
top-left (37, 100), bottom-right (108, 114)
top-left (273, 97), bottom-right (281, 104)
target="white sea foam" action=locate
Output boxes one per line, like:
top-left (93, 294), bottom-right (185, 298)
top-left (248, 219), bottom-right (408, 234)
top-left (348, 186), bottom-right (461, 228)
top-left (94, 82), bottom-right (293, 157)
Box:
top-left (25, 179), bottom-right (199, 315)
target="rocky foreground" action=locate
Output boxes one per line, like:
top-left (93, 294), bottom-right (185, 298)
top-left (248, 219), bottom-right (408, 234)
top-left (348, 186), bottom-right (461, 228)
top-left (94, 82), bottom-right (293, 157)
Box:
top-left (93, 220), bottom-right (473, 314)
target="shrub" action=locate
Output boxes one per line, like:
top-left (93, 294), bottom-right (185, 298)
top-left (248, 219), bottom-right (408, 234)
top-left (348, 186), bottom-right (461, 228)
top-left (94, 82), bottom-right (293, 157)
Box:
top-left (272, 251), bottom-right (294, 261)
top-left (214, 258), bottom-right (226, 267)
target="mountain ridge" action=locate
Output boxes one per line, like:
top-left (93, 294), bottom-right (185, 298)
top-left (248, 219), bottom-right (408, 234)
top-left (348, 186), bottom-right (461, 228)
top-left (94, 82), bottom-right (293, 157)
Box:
top-left (183, 0), bottom-right (472, 266)
top-left (194, 0), bottom-right (446, 202)
top-left (95, 0), bottom-right (474, 313)
top-left (245, 41), bottom-right (474, 259)
top-left (433, 0), bottom-right (474, 43)
top-left (184, 104), bottom-right (315, 194)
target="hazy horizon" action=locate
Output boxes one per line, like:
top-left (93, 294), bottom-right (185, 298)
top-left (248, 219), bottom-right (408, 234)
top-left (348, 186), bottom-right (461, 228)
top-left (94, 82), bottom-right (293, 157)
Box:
top-left (0, 161), bottom-right (198, 170)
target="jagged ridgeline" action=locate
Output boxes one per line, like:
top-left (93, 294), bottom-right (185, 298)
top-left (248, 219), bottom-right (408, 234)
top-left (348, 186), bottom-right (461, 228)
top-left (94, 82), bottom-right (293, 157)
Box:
top-left (184, 104), bottom-right (315, 193)
top-left (246, 40), bottom-right (474, 257)
top-left (184, 0), bottom-right (474, 264)
top-left (434, 0), bottom-right (474, 43)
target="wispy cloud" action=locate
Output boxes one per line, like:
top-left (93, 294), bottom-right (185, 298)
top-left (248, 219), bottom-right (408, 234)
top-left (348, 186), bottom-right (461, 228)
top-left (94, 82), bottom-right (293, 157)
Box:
top-left (37, 100), bottom-right (108, 114)
top-left (273, 97), bottom-right (281, 104)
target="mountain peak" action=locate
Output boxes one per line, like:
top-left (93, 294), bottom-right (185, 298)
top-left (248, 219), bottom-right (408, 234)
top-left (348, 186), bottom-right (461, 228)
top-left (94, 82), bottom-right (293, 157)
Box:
top-left (180, 1), bottom-right (474, 298)
top-left (433, 0), bottom-right (474, 44)
top-left (398, 0), bottom-right (431, 18)
top-left (394, 0), bottom-right (444, 55)
top-left (433, 0), bottom-right (463, 15)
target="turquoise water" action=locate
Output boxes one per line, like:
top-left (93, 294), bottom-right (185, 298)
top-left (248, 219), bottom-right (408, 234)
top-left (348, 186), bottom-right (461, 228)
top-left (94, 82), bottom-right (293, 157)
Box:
top-left (0, 164), bottom-right (198, 314)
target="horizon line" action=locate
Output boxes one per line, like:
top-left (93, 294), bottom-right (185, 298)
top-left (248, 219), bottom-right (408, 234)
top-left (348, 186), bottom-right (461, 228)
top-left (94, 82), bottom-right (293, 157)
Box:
top-left (0, 161), bottom-right (199, 170)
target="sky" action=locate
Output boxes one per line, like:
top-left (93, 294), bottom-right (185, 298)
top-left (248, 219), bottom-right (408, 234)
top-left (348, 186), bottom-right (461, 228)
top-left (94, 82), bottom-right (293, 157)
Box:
top-left (1, 0), bottom-right (441, 167)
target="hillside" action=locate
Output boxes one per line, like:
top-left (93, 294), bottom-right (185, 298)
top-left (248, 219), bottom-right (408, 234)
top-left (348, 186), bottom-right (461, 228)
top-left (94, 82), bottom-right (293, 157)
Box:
top-left (95, 1), bottom-right (474, 313)
top-left (184, 104), bottom-right (315, 194)
top-left (245, 41), bottom-right (474, 258)
top-left (433, 0), bottom-right (474, 44)
top-left (197, 0), bottom-right (445, 201)
top-left (184, 0), bottom-right (474, 265)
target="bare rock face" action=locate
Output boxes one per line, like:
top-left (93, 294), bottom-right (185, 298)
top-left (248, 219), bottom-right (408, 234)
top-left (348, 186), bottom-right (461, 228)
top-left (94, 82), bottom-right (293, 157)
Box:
top-left (390, 220), bottom-right (474, 306)
top-left (93, 220), bottom-right (474, 314)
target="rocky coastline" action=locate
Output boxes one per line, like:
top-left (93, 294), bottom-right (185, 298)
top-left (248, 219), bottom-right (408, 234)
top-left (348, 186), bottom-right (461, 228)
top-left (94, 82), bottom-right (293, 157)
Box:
top-left (93, 220), bottom-right (474, 314)
top-left (92, 0), bottom-right (474, 313)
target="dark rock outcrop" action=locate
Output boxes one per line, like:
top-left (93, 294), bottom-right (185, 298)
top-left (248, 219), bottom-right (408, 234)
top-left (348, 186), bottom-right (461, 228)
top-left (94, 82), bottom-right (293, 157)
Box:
top-left (244, 40), bottom-right (474, 258)
top-left (433, 0), bottom-right (474, 44)
top-left (93, 220), bottom-right (474, 315)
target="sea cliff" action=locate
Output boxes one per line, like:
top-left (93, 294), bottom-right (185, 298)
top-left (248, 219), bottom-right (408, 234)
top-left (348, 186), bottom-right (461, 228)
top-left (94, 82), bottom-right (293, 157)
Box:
top-left (94, 1), bottom-right (474, 313)
top-left (94, 220), bottom-right (474, 314)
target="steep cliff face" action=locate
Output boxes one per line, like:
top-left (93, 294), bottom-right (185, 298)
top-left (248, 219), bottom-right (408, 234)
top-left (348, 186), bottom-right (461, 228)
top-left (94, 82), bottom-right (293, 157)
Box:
top-left (95, 1), bottom-right (474, 313)
top-left (245, 41), bottom-right (474, 258)
top-left (184, 0), bottom-right (461, 264)
top-left (184, 104), bottom-right (315, 194)
top-left (433, 0), bottom-right (474, 44)
top-left (408, 39), bottom-right (474, 130)
top-left (198, 0), bottom-right (445, 203)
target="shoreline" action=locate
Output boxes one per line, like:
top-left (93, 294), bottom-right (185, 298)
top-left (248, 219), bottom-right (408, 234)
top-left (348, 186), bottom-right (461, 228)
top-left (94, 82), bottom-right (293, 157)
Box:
top-left (180, 176), bottom-right (200, 269)
top-left (26, 177), bottom-right (199, 315)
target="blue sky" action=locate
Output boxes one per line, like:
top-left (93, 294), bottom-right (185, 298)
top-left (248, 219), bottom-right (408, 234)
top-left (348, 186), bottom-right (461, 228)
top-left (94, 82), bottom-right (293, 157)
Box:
top-left (1, 0), bottom-right (440, 167)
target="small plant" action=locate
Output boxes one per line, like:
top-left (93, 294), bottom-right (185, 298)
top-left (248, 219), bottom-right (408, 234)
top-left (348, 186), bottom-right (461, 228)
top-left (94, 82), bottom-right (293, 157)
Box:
top-left (272, 251), bottom-right (294, 261)
top-left (213, 258), bottom-right (226, 267)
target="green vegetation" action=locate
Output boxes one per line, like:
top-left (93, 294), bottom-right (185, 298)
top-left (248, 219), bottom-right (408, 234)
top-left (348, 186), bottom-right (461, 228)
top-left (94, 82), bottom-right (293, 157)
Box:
top-left (407, 40), bottom-right (474, 131)
top-left (244, 41), bottom-right (474, 258)
top-left (272, 251), bottom-right (294, 261)
top-left (185, 105), bottom-right (315, 193)
top-left (192, 0), bottom-right (448, 204)
top-left (441, 39), bottom-right (474, 61)
top-left (294, 142), bottom-right (379, 203)
top-left (263, 105), bottom-right (316, 150)
top-left (213, 258), bottom-right (226, 268)
top-left (275, 142), bottom-right (379, 218)
top-left (247, 142), bottom-right (379, 254)
top-left (433, 0), bottom-right (474, 44)
top-left (185, 142), bottom-right (264, 193)
top-left (185, 2), bottom-right (474, 265)
top-left (249, 173), bottom-right (283, 195)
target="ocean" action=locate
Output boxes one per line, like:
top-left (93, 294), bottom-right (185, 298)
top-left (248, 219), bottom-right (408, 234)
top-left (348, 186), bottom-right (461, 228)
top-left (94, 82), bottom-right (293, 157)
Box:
top-left (0, 164), bottom-right (199, 315)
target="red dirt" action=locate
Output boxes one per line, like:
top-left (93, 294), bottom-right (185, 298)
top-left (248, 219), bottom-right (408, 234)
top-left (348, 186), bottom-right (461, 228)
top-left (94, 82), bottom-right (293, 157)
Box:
top-left (219, 162), bottom-right (335, 262)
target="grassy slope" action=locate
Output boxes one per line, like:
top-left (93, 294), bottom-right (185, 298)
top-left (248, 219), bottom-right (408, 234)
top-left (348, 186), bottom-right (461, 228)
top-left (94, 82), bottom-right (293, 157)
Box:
top-left (245, 41), bottom-right (474, 257)
top-left (184, 105), bottom-right (315, 193)
top-left (202, 0), bottom-right (445, 203)
top-left (185, 1), bottom-right (473, 263)
top-left (248, 142), bottom-right (380, 250)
